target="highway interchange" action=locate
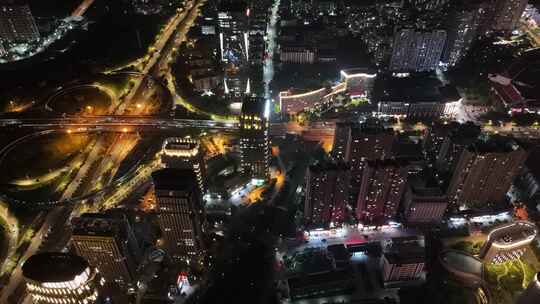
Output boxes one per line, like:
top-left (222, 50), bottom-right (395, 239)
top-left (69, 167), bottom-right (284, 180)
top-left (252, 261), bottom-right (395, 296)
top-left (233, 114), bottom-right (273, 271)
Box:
top-left (0, 0), bottom-right (208, 302)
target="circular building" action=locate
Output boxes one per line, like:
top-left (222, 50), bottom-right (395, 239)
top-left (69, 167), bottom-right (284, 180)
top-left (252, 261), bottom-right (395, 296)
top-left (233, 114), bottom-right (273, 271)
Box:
top-left (439, 249), bottom-right (484, 287)
top-left (479, 220), bottom-right (537, 264)
top-left (22, 252), bottom-right (103, 304)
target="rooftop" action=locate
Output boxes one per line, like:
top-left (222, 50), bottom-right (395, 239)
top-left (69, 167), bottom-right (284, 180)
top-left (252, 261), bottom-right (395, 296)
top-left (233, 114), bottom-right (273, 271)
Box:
top-left (384, 237), bottom-right (425, 264)
top-left (470, 135), bottom-right (522, 154)
top-left (241, 96), bottom-right (266, 116)
top-left (71, 212), bottom-right (128, 237)
top-left (22, 253), bottom-right (89, 283)
top-left (439, 250), bottom-right (483, 277)
top-left (151, 168), bottom-right (198, 191)
top-left (487, 221), bottom-right (537, 247)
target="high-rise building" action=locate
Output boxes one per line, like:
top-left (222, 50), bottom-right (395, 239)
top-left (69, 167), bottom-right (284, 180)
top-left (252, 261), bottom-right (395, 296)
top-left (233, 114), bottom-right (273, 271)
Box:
top-left (491, 0), bottom-right (528, 33)
top-left (356, 159), bottom-right (408, 224)
top-left (442, 4), bottom-right (481, 67)
top-left (152, 168), bottom-right (206, 262)
top-left (0, 4), bottom-right (40, 42)
top-left (389, 29), bottom-right (447, 72)
top-left (403, 175), bottom-right (448, 224)
top-left (239, 95), bottom-right (270, 181)
top-left (218, 0), bottom-right (250, 97)
top-left (447, 136), bottom-right (527, 208)
top-left (247, 0), bottom-right (269, 65)
top-left (479, 221), bottom-right (537, 264)
top-left (23, 253), bottom-right (104, 304)
top-left (71, 213), bottom-right (140, 288)
top-left (161, 137), bottom-right (207, 194)
top-left (304, 162), bottom-right (350, 227)
top-left (425, 122), bottom-right (480, 172)
top-left (332, 121), bottom-right (395, 200)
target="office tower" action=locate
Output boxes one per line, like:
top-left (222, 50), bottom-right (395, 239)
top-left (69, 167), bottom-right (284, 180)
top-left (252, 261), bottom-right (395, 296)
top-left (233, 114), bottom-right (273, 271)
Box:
top-left (71, 213), bottom-right (140, 288)
top-left (403, 175), bottom-right (448, 224)
top-left (247, 0), bottom-right (268, 65)
top-left (152, 168), bottom-right (206, 262)
top-left (382, 237), bottom-right (425, 283)
top-left (447, 136), bottom-right (527, 208)
top-left (332, 121), bottom-right (395, 203)
top-left (218, 0), bottom-right (250, 96)
top-left (479, 221), bottom-right (537, 264)
top-left (356, 159), bottom-right (408, 224)
top-left (161, 137), bottom-right (207, 194)
top-left (0, 4), bottom-right (40, 42)
top-left (389, 29), bottom-right (447, 72)
top-left (442, 4), bottom-right (481, 67)
top-left (516, 272), bottom-right (540, 304)
top-left (304, 162), bottom-right (350, 227)
top-left (23, 253), bottom-right (104, 304)
top-left (491, 0), bottom-right (528, 33)
top-left (239, 96), bottom-right (270, 181)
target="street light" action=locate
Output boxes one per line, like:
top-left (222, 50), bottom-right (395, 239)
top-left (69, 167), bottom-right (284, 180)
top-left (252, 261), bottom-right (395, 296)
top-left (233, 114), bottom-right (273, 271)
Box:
top-left (122, 128), bottom-right (128, 133)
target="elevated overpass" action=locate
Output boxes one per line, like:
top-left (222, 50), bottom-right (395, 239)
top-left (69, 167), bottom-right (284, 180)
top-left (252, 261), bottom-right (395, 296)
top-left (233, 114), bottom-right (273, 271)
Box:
top-left (0, 116), bottom-right (239, 131)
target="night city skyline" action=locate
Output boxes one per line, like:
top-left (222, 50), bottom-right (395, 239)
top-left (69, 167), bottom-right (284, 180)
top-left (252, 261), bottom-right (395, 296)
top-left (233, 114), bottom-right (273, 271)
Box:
top-left (1, 0), bottom-right (540, 304)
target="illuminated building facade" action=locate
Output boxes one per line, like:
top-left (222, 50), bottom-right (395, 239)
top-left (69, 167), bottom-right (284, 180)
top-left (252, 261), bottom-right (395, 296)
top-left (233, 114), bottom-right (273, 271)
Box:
top-left (356, 159), bottom-right (407, 224)
top-left (382, 237), bottom-right (425, 283)
top-left (304, 162), bottom-right (350, 227)
top-left (71, 213), bottom-right (140, 288)
top-left (279, 88), bottom-right (328, 115)
top-left (389, 29), bottom-right (447, 72)
top-left (479, 221), bottom-right (537, 264)
top-left (332, 120), bottom-right (395, 204)
top-left (22, 252), bottom-right (104, 304)
top-left (161, 137), bottom-right (207, 194)
top-left (339, 69), bottom-right (377, 98)
top-left (0, 4), bottom-right (40, 42)
top-left (152, 168), bottom-right (206, 262)
top-left (218, 0), bottom-right (250, 97)
top-left (239, 96), bottom-right (269, 181)
top-left (280, 46), bottom-right (316, 64)
top-left (447, 136), bottom-right (527, 208)
top-left (442, 4), bottom-right (481, 67)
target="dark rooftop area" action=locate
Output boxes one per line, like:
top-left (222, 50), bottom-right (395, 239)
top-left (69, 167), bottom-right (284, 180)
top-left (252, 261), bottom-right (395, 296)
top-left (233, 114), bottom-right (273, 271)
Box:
top-left (470, 135), bottom-right (522, 154)
top-left (152, 168), bottom-right (198, 191)
top-left (22, 252), bottom-right (89, 283)
top-left (241, 96), bottom-right (266, 115)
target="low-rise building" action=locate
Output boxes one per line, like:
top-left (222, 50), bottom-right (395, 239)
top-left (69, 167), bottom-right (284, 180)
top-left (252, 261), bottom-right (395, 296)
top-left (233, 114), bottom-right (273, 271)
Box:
top-left (403, 175), bottom-right (448, 224)
top-left (280, 45), bottom-right (316, 64)
top-left (382, 237), bottom-right (425, 283)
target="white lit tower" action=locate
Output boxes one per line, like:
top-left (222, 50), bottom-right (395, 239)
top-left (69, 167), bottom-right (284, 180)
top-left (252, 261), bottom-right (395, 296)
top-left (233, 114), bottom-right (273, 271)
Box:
top-left (161, 137), bottom-right (207, 194)
top-left (218, 0), bottom-right (251, 98)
